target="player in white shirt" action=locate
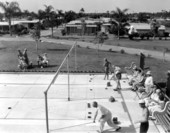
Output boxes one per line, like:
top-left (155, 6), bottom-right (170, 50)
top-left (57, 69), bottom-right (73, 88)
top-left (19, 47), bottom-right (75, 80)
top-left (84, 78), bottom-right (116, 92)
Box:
top-left (93, 101), bottom-right (121, 133)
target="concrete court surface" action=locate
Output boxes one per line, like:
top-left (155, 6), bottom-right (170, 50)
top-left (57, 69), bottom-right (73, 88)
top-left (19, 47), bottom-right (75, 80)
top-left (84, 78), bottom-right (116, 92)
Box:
top-left (0, 73), bottom-right (163, 133)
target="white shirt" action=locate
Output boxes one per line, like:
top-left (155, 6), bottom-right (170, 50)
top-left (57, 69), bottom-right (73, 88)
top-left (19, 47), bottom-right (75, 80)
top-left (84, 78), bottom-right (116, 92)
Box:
top-left (128, 26), bottom-right (137, 35)
top-left (97, 105), bottom-right (110, 115)
top-left (145, 76), bottom-right (154, 87)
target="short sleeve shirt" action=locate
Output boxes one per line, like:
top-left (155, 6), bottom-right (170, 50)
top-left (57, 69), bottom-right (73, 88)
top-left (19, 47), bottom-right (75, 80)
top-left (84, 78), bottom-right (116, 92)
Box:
top-left (97, 105), bottom-right (110, 115)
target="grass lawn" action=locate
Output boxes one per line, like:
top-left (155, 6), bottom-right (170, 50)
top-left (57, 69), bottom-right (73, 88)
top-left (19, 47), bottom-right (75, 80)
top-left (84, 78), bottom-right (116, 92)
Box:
top-left (105, 38), bottom-right (170, 53)
top-left (0, 40), bottom-right (170, 82)
top-left (52, 30), bottom-right (170, 53)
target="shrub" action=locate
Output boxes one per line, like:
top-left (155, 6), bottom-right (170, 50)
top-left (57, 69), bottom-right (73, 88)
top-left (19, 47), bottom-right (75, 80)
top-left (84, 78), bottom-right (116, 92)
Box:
top-left (120, 49), bottom-right (125, 54)
top-left (109, 48), bottom-right (112, 52)
top-left (77, 45), bottom-right (80, 48)
top-left (153, 46), bottom-right (157, 50)
top-left (86, 46), bottom-right (90, 49)
top-left (147, 54), bottom-right (152, 58)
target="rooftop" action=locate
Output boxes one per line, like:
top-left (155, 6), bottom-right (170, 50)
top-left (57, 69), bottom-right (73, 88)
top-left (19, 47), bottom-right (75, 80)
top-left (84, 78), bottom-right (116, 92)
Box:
top-left (0, 20), bottom-right (39, 26)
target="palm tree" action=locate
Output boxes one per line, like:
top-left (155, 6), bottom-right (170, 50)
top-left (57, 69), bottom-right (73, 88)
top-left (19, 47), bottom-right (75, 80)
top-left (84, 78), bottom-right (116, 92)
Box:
top-left (57, 10), bottom-right (64, 24)
top-left (23, 10), bottom-right (30, 18)
top-left (37, 9), bottom-right (45, 21)
top-left (0, 1), bottom-right (21, 36)
top-left (111, 7), bottom-right (128, 39)
top-left (44, 5), bottom-right (56, 37)
top-left (30, 23), bottom-right (41, 54)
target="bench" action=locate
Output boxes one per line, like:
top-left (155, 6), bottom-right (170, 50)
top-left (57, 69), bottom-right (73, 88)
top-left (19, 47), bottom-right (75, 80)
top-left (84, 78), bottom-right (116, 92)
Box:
top-left (153, 101), bottom-right (170, 132)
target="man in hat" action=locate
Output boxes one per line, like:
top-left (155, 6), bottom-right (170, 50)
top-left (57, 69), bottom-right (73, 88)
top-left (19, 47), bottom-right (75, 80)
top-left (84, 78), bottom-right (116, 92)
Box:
top-left (92, 101), bottom-right (121, 133)
top-left (134, 99), bottom-right (149, 133)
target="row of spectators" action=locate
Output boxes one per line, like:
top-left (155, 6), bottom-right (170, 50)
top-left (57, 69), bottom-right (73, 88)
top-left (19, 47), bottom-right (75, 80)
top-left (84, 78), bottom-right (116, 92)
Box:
top-left (126, 64), bottom-right (170, 119)
top-left (102, 58), bottom-right (170, 133)
top-left (17, 49), bottom-right (49, 70)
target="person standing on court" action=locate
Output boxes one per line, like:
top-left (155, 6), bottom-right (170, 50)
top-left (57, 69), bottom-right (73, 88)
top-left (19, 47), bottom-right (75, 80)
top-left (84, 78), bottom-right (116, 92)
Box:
top-left (92, 101), bottom-right (121, 133)
top-left (134, 100), bottom-right (149, 133)
top-left (103, 58), bottom-right (111, 80)
top-left (140, 52), bottom-right (145, 70)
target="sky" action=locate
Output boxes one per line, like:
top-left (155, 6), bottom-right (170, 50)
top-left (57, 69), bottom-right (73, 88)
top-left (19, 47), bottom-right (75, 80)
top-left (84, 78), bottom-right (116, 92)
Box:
top-left (0, 0), bottom-right (170, 13)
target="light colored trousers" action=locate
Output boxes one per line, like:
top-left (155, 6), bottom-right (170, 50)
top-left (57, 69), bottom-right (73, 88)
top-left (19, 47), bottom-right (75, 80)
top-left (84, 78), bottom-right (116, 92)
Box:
top-left (99, 112), bottom-right (118, 132)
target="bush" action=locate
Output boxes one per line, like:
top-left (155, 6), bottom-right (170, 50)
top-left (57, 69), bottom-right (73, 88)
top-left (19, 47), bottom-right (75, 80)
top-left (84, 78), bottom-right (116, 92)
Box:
top-left (120, 49), bottom-right (125, 54)
top-left (61, 29), bottom-right (66, 36)
top-left (153, 46), bottom-right (157, 50)
top-left (77, 45), bottom-right (81, 48)
top-left (86, 46), bottom-right (90, 49)
top-left (109, 25), bottom-right (126, 36)
top-left (109, 48), bottom-right (112, 52)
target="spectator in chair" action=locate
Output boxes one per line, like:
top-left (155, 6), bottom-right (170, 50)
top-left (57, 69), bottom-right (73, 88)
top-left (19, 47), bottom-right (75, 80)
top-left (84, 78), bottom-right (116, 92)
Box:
top-left (144, 71), bottom-right (154, 92)
top-left (148, 94), bottom-right (165, 117)
top-left (131, 69), bottom-right (145, 91)
top-left (17, 49), bottom-right (23, 59)
top-left (23, 48), bottom-right (29, 65)
top-left (42, 53), bottom-right (49, 66)
top-left (93, 101), bottom-right (121, 133)
top-left (143, 88), bottom-right (161, 107)
top-left (128, 66), bottom-right (140, 85)
top-left (37, 55), bottom-right (44, 67)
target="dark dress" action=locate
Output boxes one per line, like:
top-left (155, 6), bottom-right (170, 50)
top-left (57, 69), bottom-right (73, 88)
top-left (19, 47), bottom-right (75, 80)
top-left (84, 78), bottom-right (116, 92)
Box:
top-left (166, 76), bottom-right (170, 98)
top-left (140, 121), bottom-right (149, 133)
top-left (104, 61), bottom-right (111, 74)
top-left (140, 108), bottom-right (149, 133)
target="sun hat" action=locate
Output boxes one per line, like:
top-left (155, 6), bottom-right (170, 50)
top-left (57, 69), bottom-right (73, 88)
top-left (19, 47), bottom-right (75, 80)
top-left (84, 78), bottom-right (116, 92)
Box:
top-left (167, 70), bottom-right (170, 75)
top-left (132, 65), bottom-right (137, 70)
top-left (138, 99), bottom-right (145, 104)
top-left (146, 71), bottom-right (151, 75)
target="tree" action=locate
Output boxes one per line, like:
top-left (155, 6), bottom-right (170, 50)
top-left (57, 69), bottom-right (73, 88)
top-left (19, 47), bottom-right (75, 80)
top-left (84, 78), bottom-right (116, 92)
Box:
top-left (0, 13), bottom-right (4, 21)
top-left (80, 8), bottom-right (85, 14)
top-left (0, 1), bottom-right (21, 36)
top-left (94, 32), bottom-right (108, 60)
top-left (111, 7), bottom-right (128, 39)
top-left (37, 9), bottom-right (45, 20)
top-left (78, 8), bottom-right (85, 18)
top-left (137, 13), bottom-right (149, 22)
top-left (57, 9), bottom-right (64, 24)
top-left (43, 5), bottom-right (57, 37)
top-left (64, 10), bottom-right (77, 23)
top-left (30, 23), bottom-right (41, 54)
top-left (22, 10), bottom-right (30, 18)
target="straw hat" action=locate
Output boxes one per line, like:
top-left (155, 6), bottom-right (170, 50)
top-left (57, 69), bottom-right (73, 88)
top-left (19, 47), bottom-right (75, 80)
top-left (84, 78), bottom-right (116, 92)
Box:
top-left (167, 70), bottom-right (170, 75)
top-left (146, 71), bottom-right (151, 75)
top-left (138, 99), bottom-right (145, 104)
